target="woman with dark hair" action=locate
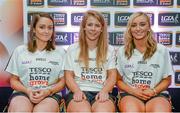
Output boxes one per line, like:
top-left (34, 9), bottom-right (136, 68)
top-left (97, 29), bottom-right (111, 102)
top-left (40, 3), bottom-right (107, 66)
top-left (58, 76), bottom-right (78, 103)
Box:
top-left (6, 13), bottom-right (65, 112)
top-left (116, 12), bottom-right (173, 112)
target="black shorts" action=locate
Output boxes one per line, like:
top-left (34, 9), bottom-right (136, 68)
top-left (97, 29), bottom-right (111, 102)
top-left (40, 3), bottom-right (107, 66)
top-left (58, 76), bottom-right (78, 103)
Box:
top-left (118, 92), bottom-right (171, 104)
top-left (65, 91), bottom-right (116, 107)
top-left (8, 91), bottom-right (62, 105)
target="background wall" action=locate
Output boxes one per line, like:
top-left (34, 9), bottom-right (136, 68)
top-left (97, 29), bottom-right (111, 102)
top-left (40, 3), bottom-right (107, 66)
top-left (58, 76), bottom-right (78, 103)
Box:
top-left (0, 0), bottom-right (179, 112)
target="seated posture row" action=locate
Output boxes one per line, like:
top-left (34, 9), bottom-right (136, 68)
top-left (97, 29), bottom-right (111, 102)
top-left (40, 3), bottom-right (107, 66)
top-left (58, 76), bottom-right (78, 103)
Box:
top-left (5, 11), bottom-right (173, 112)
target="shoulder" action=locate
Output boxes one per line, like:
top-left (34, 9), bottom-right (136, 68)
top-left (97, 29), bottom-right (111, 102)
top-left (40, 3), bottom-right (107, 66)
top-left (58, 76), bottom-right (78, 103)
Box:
top-left (14, 45), bottom-right (28, 53)
top-left (66, 42), bottom-right (79, 53)
top-left (117, 45), bottom-right (125, 55)
top-left (53, 46), bottom-right (66, 55)
top-left (156, 43), bottom-right (169, 54)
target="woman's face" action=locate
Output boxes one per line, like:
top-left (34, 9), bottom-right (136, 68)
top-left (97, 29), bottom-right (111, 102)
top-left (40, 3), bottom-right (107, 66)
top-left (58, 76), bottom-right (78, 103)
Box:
top-left (34, 17), bottom-right (54, 43)
top-left (84, 16), bottom-right (102, 42)
top-left (130, 15), bottom-right (150, 41)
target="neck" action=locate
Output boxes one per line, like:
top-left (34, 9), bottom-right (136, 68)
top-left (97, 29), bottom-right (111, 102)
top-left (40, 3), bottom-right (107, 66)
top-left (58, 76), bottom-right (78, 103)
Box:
top-left (86, 38), bottom-right (98, 50)
top-left (36, 39), bottom-right (47, 51)
top-left (134, 39), bottom-right (146, 53)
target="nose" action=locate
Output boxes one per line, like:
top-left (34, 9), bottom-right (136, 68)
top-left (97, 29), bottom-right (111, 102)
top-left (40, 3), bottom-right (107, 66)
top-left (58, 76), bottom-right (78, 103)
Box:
top-left (135, 25), bottom-right (141, 31)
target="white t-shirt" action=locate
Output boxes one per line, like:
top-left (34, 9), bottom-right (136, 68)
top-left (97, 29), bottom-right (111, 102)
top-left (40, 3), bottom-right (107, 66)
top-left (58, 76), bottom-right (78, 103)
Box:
top-left (117, 44), bottom-right (174, 90)
top-left (6, 45), bottom-right (65, 90)
top-left (65, 43), bottom-right (116, 91)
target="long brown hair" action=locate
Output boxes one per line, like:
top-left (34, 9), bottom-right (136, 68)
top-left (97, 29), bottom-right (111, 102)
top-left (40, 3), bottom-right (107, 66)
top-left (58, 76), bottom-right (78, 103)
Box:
top-left (124, 12), bottom-right (157, 60)
top-left (78, 10), bottom-right (108, 68)
top-left (28, 12), bottom-right (55, 52)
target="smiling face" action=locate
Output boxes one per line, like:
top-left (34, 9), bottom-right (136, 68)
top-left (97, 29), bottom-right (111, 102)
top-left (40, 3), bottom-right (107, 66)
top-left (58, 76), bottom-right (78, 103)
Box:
top-left (84, 16), bottom-right (102, 42)
top-left (34, 17), bottom-right (54, 44)
top-left (130, 15), bottom-right (150, 41)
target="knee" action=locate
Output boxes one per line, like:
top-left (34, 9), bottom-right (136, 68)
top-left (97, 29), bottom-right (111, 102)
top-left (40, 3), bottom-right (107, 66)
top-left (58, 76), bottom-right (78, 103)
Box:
top-left (8, 101), bottom-right (32, 112)
top-left (118, 103), bottom-right (145, 112)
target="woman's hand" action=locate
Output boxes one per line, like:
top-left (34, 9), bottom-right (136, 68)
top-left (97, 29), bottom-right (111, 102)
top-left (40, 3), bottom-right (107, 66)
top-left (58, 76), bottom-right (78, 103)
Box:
top-left (95, 91), bottom-right (109, 102)
top-left (130, 88), bottom-right (151, 100)
top-left (143, 88), bottom-right (156, 98)
top-left (27, 88), bottom-right (51, 104)
top-left (73, 90), bottom-right (86, 102)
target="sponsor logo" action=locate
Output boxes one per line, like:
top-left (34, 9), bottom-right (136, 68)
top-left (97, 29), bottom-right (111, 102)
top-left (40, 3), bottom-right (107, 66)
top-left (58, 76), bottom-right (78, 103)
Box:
top-left (134, 0), bottom-right (157, 6)
top-left (36, 58), bottom-right (46, 61)
top-left (150, 64), bottom-right (160, 68)
top-left (48, 0), bottom-right (70, 6)
top-left (48, 61), bottom-right (59, 65)
top-left (114, 12), bottom-right (132, 26)
top-left (72, 32), bottom-right (79, 43)
top-left (146, 12), bottom-right (154, 25)
top-left (114, 0), bottom-right (130, 6)
top-left (81, 67), bottom-right (103, 84)
top-left (159, 0), bottom-right (173, 6)
top-left (22, 60), bottom-right (32, 64)
top-left (176, 32), bottom-right (180, 47)
top-left (158, 13), bottom-right (180, 26)
top-left (90, 0), bottom-right (113, 6)
top-left (50, 12), bottom-right (67, 26)
top-left (55, 32), bottom-right (72, 45)
top-left (72, 0), bottom-right (87, 6)
top-left (154, 32), bottom-right (172, 46)
top-left (138, 61), bottom-right (147, 64)
top-left (175, 71), bottom-right (180, 85)
top-left (48, 0), bottom-right (87, 6)
top-left (132, 71), bottom-right (153, 89)
top-left (71, 13), bottom-right (84, 26)
top-left (27, 0), bottom-right (44, 6)
top-left (109, 32), bottom-right (124, 45)
top-left (124, 64), bottom-right (134, 68)
top-left (170, 52), bottom-right (180, 65)
top-left (102, 12), bottom-right (110, 26)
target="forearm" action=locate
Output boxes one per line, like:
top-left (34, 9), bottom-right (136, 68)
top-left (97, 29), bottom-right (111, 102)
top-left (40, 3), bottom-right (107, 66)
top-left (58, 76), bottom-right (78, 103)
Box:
top-left (65, 70), bottom-right (81, 93)
top-left (154, 76), bottom-right (171, 94)
top-left (101, 69), bottom-right (117, 93)
top-left (10, 75), bottom-right (28, 94)
top-left (49, 76), bottom-right (65, 94)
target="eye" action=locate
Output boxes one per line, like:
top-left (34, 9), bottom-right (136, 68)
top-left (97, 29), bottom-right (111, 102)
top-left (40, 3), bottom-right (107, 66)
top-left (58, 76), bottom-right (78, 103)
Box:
top-left (48, 26), bottom-right (53, 30)
top-left (131, 24), bottom-right (137, 27)
top-left (139, 23), bottom-right (146, 27)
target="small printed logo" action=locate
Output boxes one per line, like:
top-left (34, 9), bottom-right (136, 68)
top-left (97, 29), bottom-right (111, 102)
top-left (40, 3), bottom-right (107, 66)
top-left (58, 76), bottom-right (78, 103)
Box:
top-left (55, 32), bottom-right (73, 45)
top-left (49, 61), bottom-right (59, 65)
top-left (175, 71), bottom-right (180, 86)
top-left (133, 0), bottom-right (157, 6)
top-left (124, 64), bottom-right (134, 68)
top-left (71, 13), bottom-right (84, 26)
top-left (36, 58), bottom-right (46, 61)
top-left (170, 52), bottom-right (180, 65)
top-left (158, 13), bottom-right (180, 26)
top-left (48, 0), bottom-right (87, 6)
top-left (109, 32), bottom-right (124, 45)
top-left (175, 32), bottom-right (180, 47)
top-left (90, 0), bottom-right (113, 6)
top-left (154, 32), bottom-right (172, 46)
top-left (138, 61), bottom-right (147, 64)
top-left (102, 12), bottom-right (110, 26)
top-left (27, 0), bottom-right (44, 6)
top-left (114, 12), bottom-right (132, 26)
top-left (150, 64), bottom-right (160, 68)
top-left (22, 60), bottom-right (32, 64)
top-left (50, 12), bottom-right (67, 26)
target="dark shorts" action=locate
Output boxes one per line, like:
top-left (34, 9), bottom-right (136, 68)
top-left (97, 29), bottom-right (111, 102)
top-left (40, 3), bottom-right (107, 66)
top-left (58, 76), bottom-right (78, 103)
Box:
top-left (8, 91), bottom-right (62, 105)
top-left (119, 92), bottom-right (171, 104)
top-left (65, 91), bottom-right (116, 107)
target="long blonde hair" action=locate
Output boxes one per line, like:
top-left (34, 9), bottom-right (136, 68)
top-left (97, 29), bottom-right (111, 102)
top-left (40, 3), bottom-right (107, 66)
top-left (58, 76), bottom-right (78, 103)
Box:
top-left (79, 10), bottom-right (108, 68)
top-left (28, 13), bottom-right (55, 52)
top-left (124, 12), bottom-right (157, 60)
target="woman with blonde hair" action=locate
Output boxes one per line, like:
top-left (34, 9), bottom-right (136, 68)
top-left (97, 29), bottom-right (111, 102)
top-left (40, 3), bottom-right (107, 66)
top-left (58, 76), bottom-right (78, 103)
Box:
top-left (116, 12), bottom-right (173, 112)
top-left (65, 10), bottom-right (117, 112)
